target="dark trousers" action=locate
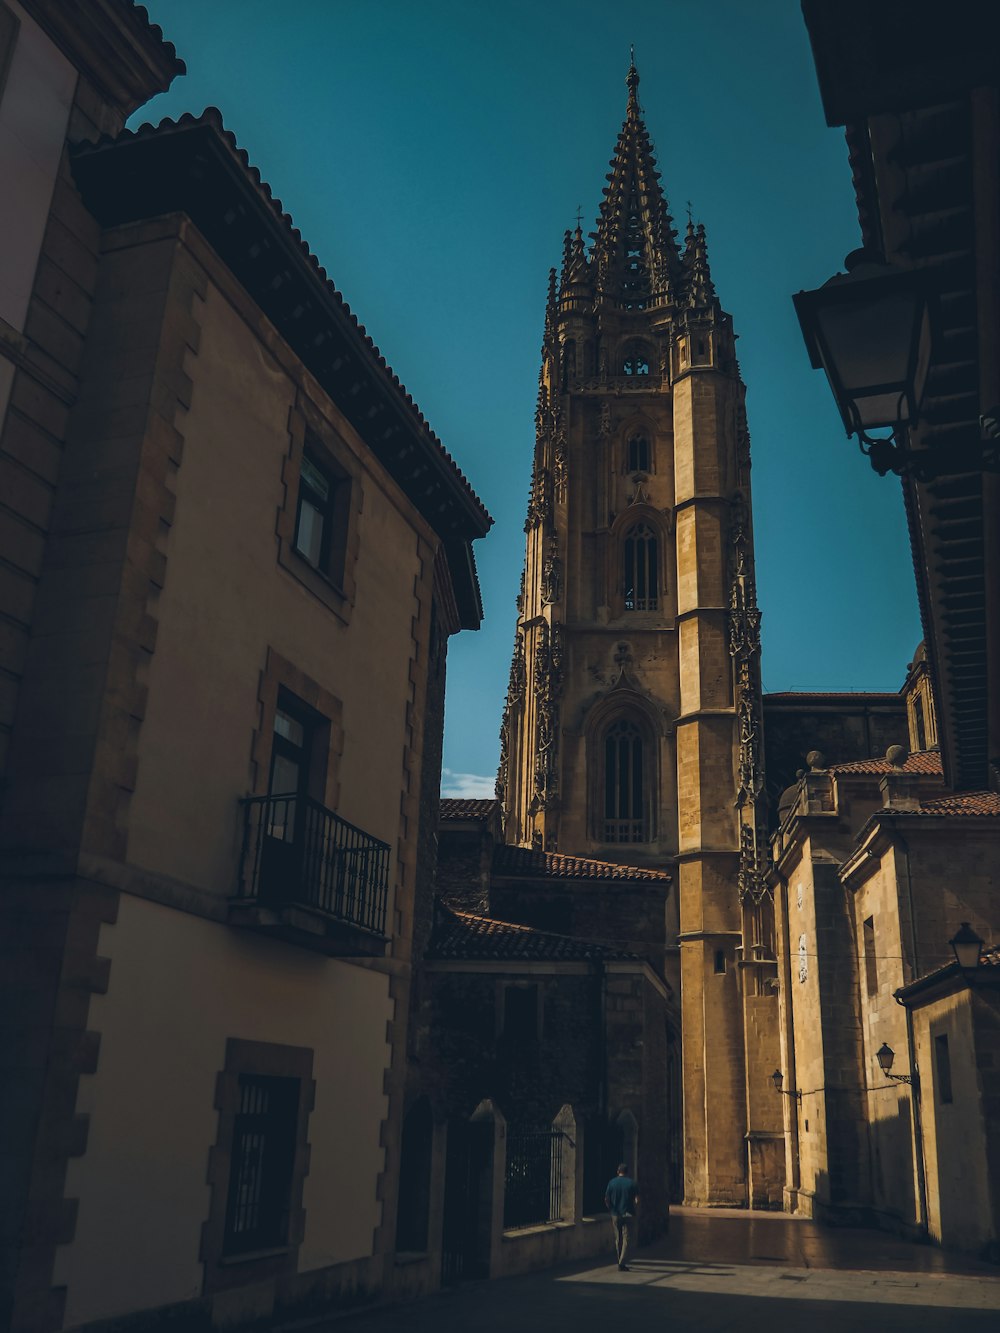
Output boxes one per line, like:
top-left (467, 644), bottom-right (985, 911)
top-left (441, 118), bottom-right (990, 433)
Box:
top-left (611, 1213), bottom-right (633, 1267)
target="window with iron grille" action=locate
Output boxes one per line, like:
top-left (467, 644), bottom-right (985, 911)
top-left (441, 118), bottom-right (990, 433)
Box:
top-left (223, 1075), bottom-right (300, 1255)
top-left (604, 719), bottom-right (647, 843)
top-left (623, 523), bottom-right (658, 610)
top-left (504, 1129), bottom-right (564, 1229)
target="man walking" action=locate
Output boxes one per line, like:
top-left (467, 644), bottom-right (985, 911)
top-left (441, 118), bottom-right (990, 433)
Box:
top-left (604, 1163), bottom-right (638, 1271)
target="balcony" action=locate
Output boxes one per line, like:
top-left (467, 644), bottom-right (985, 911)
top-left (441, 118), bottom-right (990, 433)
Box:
top-left (230, 793), bottom-right (390, 956)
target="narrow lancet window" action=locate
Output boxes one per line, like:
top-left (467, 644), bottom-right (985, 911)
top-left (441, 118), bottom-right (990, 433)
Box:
top-left (623, 523), bottom-right (658, 610)
top-left (604, 720), bottom-right (646, 842)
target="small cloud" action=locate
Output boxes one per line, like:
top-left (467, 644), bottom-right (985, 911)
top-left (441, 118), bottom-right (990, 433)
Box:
top-left (441, 768), bottom-right (496, 799)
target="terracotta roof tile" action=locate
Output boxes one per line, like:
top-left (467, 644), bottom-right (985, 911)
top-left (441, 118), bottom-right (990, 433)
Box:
top-left (493, 844), bottom-right (670, 882)
top-left (428, 906), bottom-right (640, 962)
top-left (71, 111), bottom-right (491, 531)
top-left (764, 691), bottom-right (901, 701)
top-left (904, 791), bottom-right (1000, 818)
top-left (440, 798), bottom-right (499, 821)
top-left (832, 751), bottom-right (943, 777)
top-left (130, 4), bottom-right (186, 73)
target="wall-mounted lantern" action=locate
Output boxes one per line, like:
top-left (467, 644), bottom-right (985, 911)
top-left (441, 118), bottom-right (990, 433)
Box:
top-left (793, 250), bottom-right (944, 480)
top-left (770, 1069), bottom-right (802, 1102)
top-left (949, 922), bottom-right (984, 970)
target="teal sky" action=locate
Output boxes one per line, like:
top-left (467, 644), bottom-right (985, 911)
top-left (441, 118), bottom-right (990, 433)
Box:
top-left (136, 1), bottom-right (922, 798)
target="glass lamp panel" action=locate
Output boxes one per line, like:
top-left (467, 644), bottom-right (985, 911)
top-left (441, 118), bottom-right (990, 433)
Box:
top-left (295, 498), bottom-right (325, 566)
top-left (814, 289), bottom-right (923, 429)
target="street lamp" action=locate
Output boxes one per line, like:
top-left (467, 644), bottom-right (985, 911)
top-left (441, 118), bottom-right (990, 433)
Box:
top-left (770, 1069), bottom-right (801, 1102)
top-left (793, 250), bottom-right (940, 479)
top-left (876, 1042), bottom-right (914, 1086)
top-left (949, 921), bottom-right (984, 970)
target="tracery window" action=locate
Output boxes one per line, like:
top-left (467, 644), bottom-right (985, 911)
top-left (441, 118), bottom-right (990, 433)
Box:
top-left (623, 523), bottom-right (658, 610)
top-left (622, 341), bottom-right (651, 376)
top-left (603, 719), bottom-right (647, 842)
top-left (626, 434), bottom-right (650, 472)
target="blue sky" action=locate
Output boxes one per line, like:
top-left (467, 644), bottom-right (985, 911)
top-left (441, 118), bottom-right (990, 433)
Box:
top-left (137, 1), bottom-right (922, 798)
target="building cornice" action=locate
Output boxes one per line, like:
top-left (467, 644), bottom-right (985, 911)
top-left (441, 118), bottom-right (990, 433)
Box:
top-left (71, 113), bottom-right (492, 626)
top-left (22, 0), bottom-right (184, 116)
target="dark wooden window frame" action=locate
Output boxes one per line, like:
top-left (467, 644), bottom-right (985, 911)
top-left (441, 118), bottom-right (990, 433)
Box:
top-left (934, 1032), bottom-right (954, 1105)
top-left (201, 1038), bottom-right (315, 1294)
top-left (277, 395), bottom-right (362, 624)
top-left (250, 649), bottom-right (344, 811)
top-left (863, 916), bottom-right (878, 998)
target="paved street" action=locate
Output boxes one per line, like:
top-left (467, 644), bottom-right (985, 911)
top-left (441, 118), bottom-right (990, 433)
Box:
top-left (327, 1209), bottom-right (1000, 1333)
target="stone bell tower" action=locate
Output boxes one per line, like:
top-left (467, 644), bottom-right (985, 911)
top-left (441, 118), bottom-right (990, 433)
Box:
top-left (497, 62), bottom-right (781, 1206)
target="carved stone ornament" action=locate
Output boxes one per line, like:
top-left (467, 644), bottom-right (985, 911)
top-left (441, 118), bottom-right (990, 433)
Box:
top-left (737, 819), bottom-right (770, 904)
top-left (553, 430), bottom-right (568, 498)
top-left (729, 492), bottom-right (768, 902)
top-left (541, 539), bottom-right (563, 605)
top-left (495, 706), bottom-right (509, 806)
top-left (600, 399), bottom-right (612, 437)
top-left (524, 467), bottom-right (553, 532)
top-left (532, 620), bottom-right (565, 809)
top-left (496, 630), bottom-right (526, 807)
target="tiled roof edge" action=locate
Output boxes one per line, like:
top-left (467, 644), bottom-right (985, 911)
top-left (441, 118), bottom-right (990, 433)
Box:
top-left (73, 110), bottom-right (492, 532)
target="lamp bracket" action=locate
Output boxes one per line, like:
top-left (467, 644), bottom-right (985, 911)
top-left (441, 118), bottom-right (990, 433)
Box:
top-left (856, 424), bottom-right (1000, 481)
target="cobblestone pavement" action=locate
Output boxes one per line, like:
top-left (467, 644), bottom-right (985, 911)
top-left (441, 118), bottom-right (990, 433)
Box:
top-left (322, 1209), bottom-right (1000, 1333)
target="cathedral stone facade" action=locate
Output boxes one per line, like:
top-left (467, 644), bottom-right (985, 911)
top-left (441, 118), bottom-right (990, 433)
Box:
top-left (497, 63), bottom-right (783, 1206)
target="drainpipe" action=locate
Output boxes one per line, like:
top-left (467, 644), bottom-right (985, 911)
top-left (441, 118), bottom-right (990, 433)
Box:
top-left (894, 831), bottom-right (928, 1234)
top-left (776, 868), bottom-right (801, 1201)
top-left (898, 994), bottom-right (929, 1235)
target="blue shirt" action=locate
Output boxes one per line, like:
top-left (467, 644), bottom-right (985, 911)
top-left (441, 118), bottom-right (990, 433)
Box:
top-left (605, 1175), bottom-right (637, 1216)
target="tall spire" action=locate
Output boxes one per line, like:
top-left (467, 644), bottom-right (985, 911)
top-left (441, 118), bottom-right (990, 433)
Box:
top-left (682, 219), bottom-right (718, 313)
top-left (590, 58), bottom-right (680, 308)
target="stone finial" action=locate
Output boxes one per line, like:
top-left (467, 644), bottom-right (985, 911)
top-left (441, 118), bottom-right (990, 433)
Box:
top-left (886, 743), bottom-right (909, 769)
top-left (805, 750), bottom-right (825, 771)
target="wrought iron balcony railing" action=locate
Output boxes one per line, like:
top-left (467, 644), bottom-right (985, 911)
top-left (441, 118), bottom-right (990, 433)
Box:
top-left (238, 793), bottom-right (389, 938)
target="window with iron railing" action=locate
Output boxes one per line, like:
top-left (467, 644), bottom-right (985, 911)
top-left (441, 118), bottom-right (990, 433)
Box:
top-left (240, 793), bottom-right (389, 936)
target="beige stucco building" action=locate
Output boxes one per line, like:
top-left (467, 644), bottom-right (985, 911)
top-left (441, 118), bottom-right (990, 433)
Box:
top-left (781, 0), bottom-right (1000, 1260)
top-left (0, 3), bottom-right (490, 1329)
top-left (769, 679), bottom-right (1000, 1254)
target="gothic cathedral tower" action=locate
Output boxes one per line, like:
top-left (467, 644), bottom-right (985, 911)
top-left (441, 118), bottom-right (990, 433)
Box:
top-left (497, 63), bottom-right (782, 1207)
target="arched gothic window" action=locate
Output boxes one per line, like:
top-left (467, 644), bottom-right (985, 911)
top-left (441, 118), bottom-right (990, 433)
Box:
top-left (622, 341), bottom-right (650, 376)
top-left (626, 434), bottom-right (650, 473)
top-left (604, 720), bottom-right (647, 843)
top-left (623, 523), bottom-right (658, 610)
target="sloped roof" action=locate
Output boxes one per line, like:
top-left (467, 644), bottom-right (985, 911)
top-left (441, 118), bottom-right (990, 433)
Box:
top-left (428, 906), bottom-right (640, 962)
top-left (70, 111), bottom-right (491, 625)
top-left (440, 798), bottom-right (499, 821)
top-left (832, 751), bottom-right (943, 777)
top-left (493, 844), bottom-right (670, 883)
top-left (898, 790), bottom-right (1000, 818)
